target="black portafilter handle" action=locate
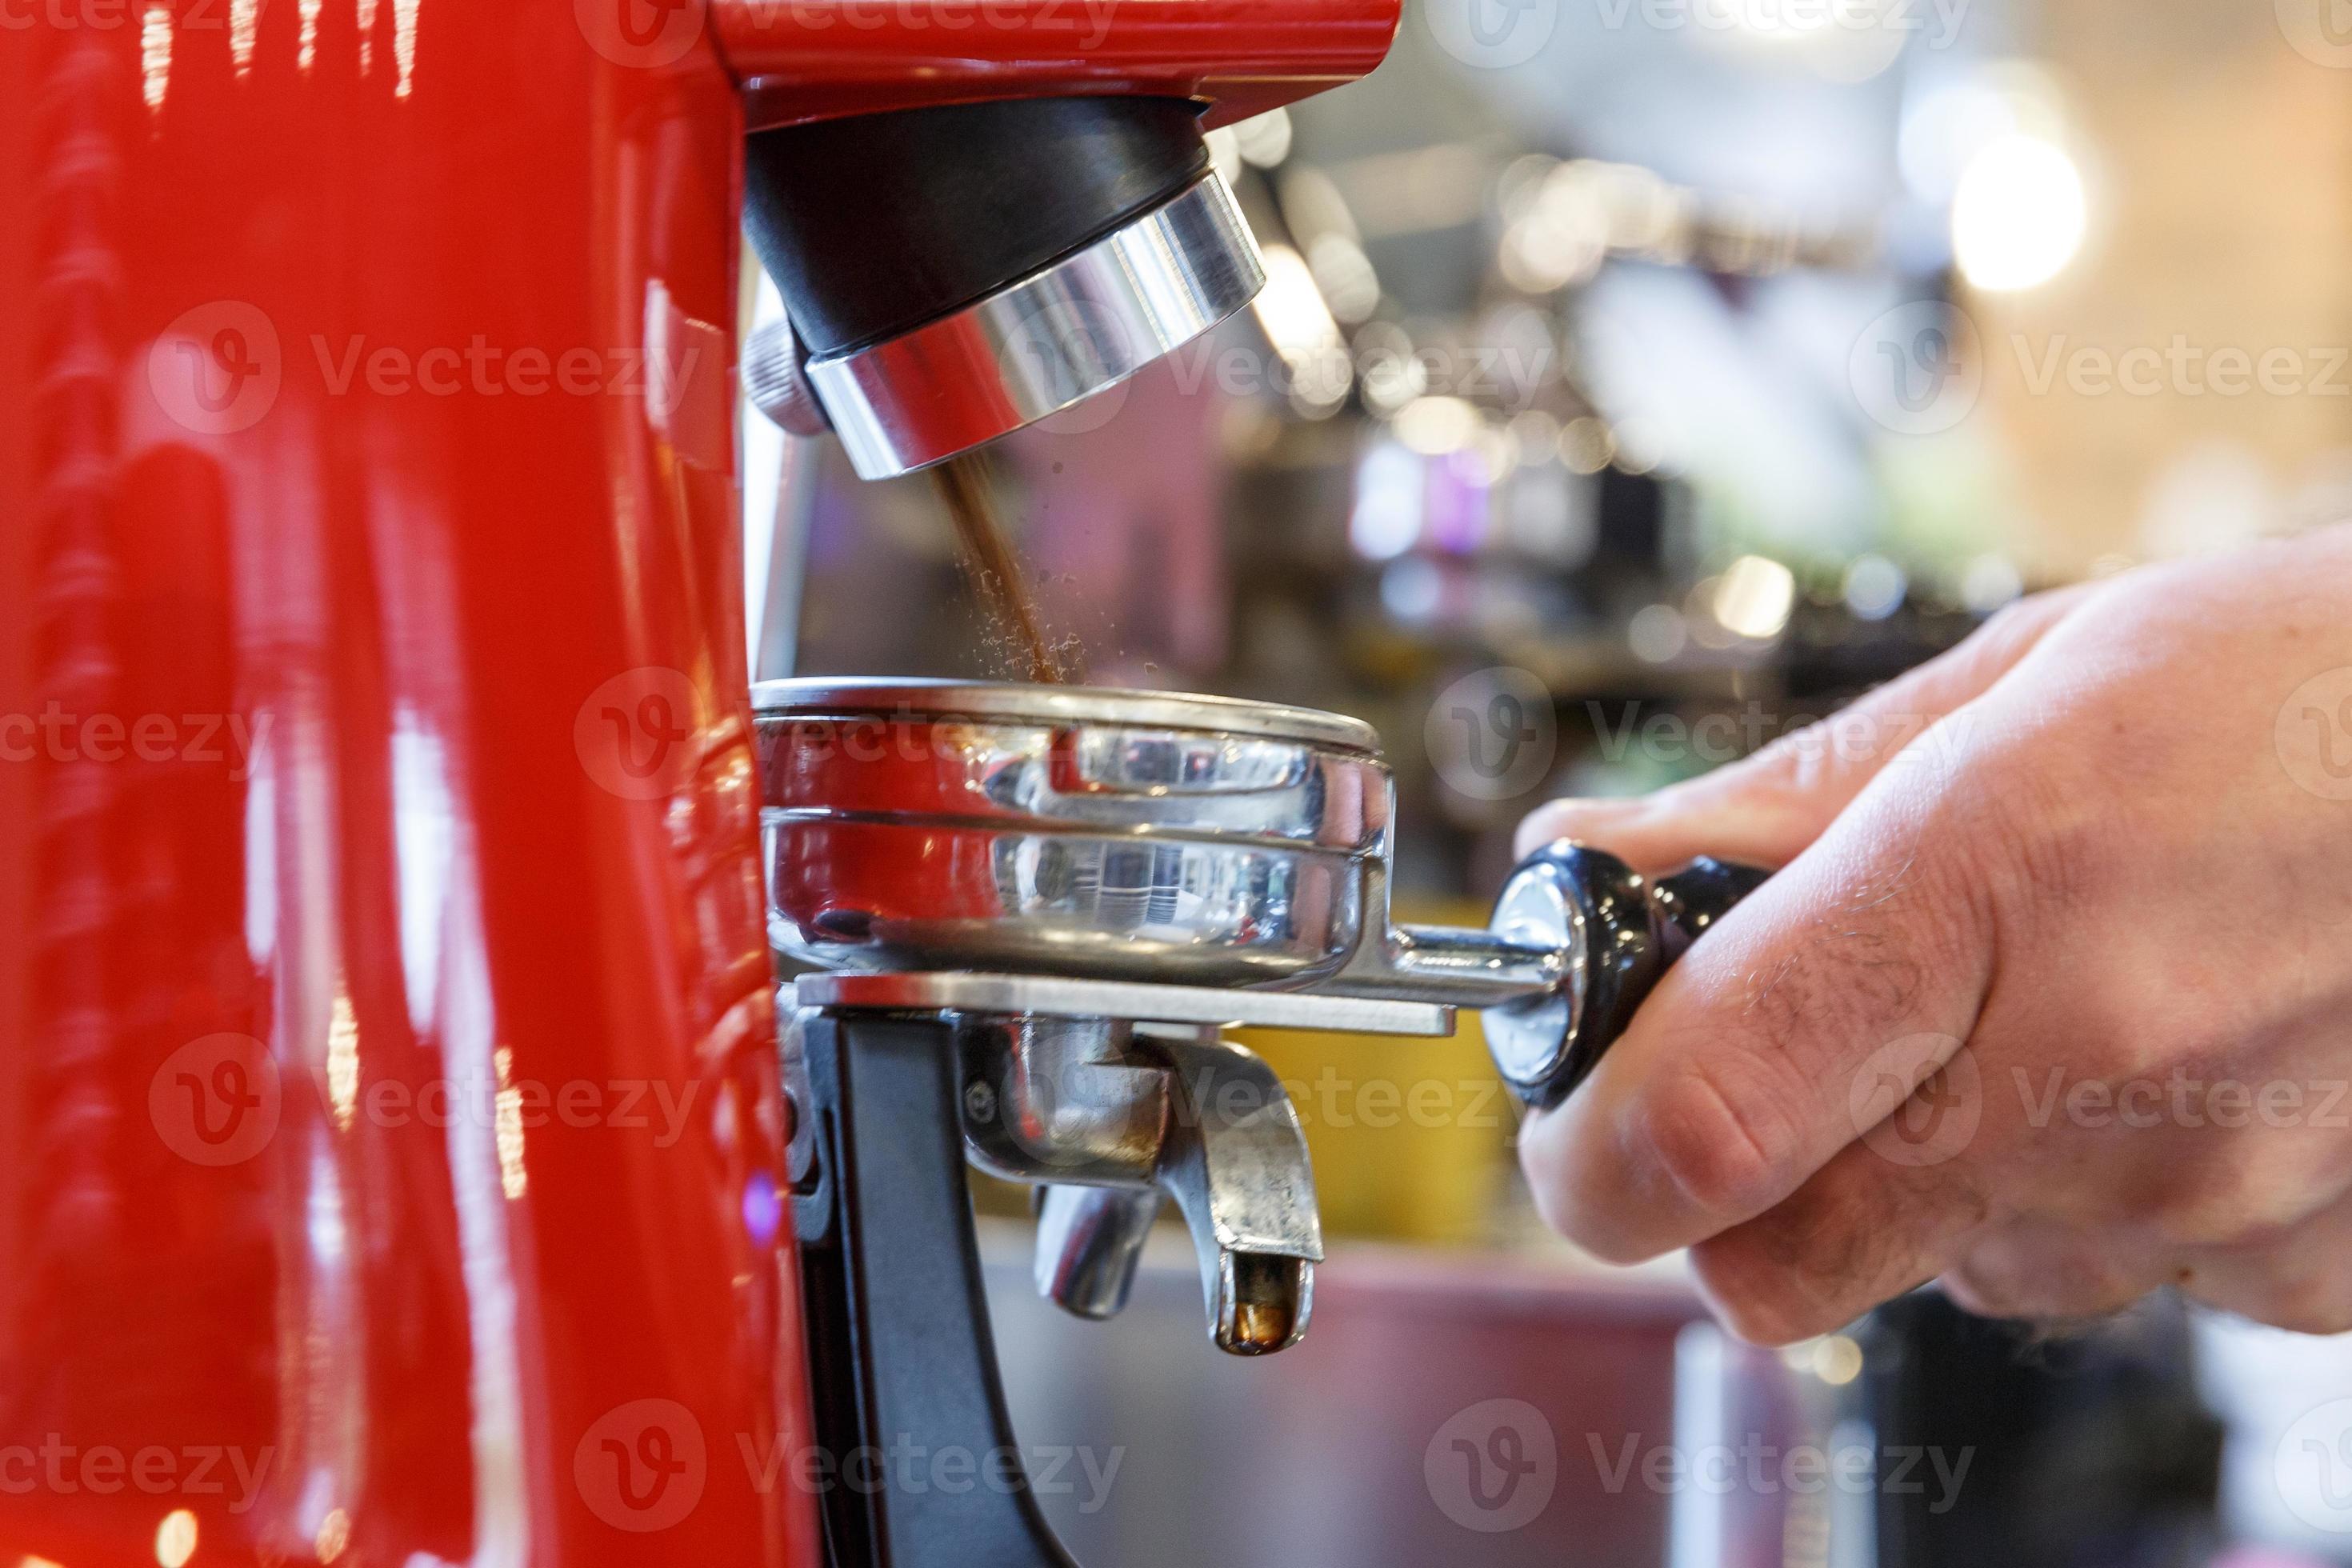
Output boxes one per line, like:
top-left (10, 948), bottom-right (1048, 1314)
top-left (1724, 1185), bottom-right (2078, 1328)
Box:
top-left (1483, 842), bottom-right (1772, 1110)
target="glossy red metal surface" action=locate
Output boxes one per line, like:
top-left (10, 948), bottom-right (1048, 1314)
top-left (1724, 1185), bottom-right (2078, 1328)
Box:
top-left (715, 0), bottom-right (1404, 130)
top-left (0, 6), bottom-right (818, 1566)
top-left (0, 0), bottom-right (1394, 1562)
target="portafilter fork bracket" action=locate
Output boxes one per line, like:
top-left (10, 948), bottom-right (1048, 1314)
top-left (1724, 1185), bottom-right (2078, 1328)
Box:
top-left (791, 973), bottom-right (1451, 1355)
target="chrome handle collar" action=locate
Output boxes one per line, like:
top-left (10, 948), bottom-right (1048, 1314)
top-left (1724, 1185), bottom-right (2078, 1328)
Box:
top-left (803, 173), bottom-right (1266, 479)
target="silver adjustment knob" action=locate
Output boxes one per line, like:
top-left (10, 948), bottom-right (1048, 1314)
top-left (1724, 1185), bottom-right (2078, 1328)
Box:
top-left (742, 318), bottom-right (830, 437)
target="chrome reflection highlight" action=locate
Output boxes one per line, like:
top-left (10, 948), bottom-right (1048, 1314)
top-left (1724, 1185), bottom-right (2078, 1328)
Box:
top-left (804, 174), bottom-right (1267, 478)
top-left (753, 678), bottom-right (1386, 987)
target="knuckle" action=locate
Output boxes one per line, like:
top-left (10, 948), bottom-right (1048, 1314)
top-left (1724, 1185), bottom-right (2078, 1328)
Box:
top-left (1515, 1119), bottom-right (1596, 1250)
top-left (2142, 1153), bottom-right (2334, 1249)
top-left (2266, 1302), bottom-right (2352, 1336)
top-left (1633, 1056), bottom-right (1802, 1225)
top-left (1975, 587), bottom-right (2076, 655)
top-left (1745, 721), bottom-right (1846, 797)
top-left (1946, 1237), bottom-right (2142, 1322)
top-left (2257, 1279), bottom-right (2352, 1336)
top-left (1940, 1255), bottom-right (2045, 1321)
top-left (1690, 1235), bottom-right (1848, 1346)
top-left (1939, 1266), bottom-right (2027, 1321)
top-left (1765, 1161), bottom-right (1983, 1286)
top-left (2149, 1196), bottom-right (2254, 1252)
top-left (1733, 846), bottom-right (1990, 1069)
top-left (1923, 660), bottom-right (2162, 926)
top-left (2178, 1246), bottom-right (2352, 1334)
top-left (1994, 764), bottom-right (2122, 912)
top-left (1515, 1106), bottom-right (1653, 1265)
top-left (1921, 742), bottom-right (2120, 959)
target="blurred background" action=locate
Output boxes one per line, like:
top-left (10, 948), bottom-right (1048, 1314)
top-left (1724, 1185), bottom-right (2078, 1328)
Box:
top-left (749, 1), bottom-right (2352, 1562)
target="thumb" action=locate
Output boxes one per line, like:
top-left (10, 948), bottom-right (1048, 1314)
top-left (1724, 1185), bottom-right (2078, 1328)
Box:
top-left (1515, 585), bottom-right (2088, 870)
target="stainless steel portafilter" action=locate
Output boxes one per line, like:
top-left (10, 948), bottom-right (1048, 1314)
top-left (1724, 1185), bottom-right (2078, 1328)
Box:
top-left (754, 679), bottom-right (1767, 1353)
top-left (755, 679), bottom-right (1766, 1105)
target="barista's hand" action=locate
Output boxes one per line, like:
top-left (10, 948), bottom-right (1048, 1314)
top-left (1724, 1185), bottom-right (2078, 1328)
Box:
top-left (1515, 526), bottom-right (2352, 1342)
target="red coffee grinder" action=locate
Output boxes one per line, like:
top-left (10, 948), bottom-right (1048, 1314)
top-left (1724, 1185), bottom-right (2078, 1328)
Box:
top-left (0, 4), bottom-right (1394, 1565)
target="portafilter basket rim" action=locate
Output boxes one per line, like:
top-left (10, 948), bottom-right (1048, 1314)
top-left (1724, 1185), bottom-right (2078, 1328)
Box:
top-left (750, 678), bottom-right (1382, 756)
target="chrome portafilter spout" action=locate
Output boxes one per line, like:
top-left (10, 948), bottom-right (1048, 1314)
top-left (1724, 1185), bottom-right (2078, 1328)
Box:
top-left (954, 1016), bottom-right (1322, 1355)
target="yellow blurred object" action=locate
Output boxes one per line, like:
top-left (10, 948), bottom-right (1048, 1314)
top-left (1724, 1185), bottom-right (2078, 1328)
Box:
top-left (1236, 898), bottom-right (1517, 1247)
